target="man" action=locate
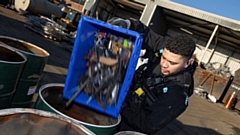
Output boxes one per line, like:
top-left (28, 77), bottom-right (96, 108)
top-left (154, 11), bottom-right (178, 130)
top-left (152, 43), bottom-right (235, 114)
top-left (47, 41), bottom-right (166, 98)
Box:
top-left (112, 19), bottom-right (196, 134)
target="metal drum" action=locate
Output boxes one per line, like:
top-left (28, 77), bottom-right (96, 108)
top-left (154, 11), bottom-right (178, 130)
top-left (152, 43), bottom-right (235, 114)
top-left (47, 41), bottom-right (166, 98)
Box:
top-left (14, 0), bottom-right (63, 18)
top-left (0, 36), bottom-right (49, 108)
top-left (0, 108), bottom-right (94, 135)
top-left (34, 83), bottom-right (121, 135)
top-left (0, 43), bottom-right (26, 109)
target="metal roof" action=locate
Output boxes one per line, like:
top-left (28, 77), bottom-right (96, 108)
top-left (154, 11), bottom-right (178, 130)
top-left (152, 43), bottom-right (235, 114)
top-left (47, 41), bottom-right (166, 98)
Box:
top-left (157, 0), bottom-right (240, 31)
top-left (133, 0), bottom-right (240, 32)
top-left (113, 0), bottom-right (240, 47)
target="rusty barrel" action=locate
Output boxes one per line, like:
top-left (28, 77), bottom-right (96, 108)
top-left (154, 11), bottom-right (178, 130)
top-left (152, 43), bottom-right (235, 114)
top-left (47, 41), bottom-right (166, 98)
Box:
top-left (0, 36), bottom-right (49, 107)
top-left (0, 108), bottom-right (94, 135)
top-left (34, 83), bottom-right (121, 135)
top-left (0, 43), bottom-right (26, 109)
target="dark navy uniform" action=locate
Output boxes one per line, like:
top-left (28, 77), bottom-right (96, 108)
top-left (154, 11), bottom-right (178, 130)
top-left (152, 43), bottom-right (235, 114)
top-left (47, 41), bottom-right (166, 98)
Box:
top-left (118, 20), bottom-right (195, 134)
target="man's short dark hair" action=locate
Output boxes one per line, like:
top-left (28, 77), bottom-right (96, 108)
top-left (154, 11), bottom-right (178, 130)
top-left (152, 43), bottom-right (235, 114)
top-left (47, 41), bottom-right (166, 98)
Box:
top-left (164, 34), bottom-right (196, 60)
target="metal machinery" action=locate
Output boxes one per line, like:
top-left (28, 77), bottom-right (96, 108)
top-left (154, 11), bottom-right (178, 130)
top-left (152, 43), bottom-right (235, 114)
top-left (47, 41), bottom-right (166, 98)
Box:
top-left (59, 0), bottom-right (97, 32)
top-left (59, 7), bottom-right (82, 32)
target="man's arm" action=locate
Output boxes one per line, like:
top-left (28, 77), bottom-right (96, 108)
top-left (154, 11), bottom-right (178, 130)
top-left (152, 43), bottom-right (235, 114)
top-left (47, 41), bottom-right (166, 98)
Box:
top-left (129, 19), bottom-right (165, 54)
top-left (107, 17), bottom-right (165, 57)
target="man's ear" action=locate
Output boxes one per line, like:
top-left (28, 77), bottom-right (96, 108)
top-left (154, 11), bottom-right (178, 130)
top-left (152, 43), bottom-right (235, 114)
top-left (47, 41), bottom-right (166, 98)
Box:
top-left (184, 58), bottom-right (194, 68)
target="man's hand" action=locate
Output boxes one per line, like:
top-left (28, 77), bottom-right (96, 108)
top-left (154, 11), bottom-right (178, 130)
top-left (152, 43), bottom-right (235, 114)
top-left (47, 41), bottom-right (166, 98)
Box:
top-left (107, 17), bottom-right (131, 29)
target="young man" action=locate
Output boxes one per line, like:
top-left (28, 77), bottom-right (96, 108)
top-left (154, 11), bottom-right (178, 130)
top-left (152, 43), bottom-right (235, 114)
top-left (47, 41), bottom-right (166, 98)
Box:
top-left (115, 20), bottom-right (196, 134)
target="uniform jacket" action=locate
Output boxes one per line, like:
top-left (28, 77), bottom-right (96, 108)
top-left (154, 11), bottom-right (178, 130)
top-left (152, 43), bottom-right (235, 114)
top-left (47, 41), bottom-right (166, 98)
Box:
top-left (120, 20), bottom-right (195, 134)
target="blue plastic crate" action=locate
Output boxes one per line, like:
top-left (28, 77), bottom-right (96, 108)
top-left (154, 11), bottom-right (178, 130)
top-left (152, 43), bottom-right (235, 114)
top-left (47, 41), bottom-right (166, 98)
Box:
top-left (63, 16), bottom-right (142, 118)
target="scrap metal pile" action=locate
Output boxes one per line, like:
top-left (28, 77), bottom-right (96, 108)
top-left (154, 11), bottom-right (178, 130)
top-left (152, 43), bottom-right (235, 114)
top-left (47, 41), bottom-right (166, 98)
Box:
top-left (71, 31), bottom-right (133, 108)
top-left (24, 15), bottom-right (75, 44)
top-left (202, 62), bottom-right (232, 78)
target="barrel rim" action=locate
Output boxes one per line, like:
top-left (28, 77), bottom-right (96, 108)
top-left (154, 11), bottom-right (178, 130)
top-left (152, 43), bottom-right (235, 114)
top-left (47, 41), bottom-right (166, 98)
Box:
top-left (114, 131), bottom-right (146, 135)
top-left (0, 43), bottom-right (27, 64)
top-left (0, 36), bottom-right (50, 57)
top-left (0, 108), bottom-right (95, 135)
top-left (38, 83), bottom-right (122, 128)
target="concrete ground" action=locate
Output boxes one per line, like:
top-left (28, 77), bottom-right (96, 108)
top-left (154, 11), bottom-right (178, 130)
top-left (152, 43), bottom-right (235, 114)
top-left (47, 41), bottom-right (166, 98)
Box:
top-left (1, 5), bottom-right (240, 135)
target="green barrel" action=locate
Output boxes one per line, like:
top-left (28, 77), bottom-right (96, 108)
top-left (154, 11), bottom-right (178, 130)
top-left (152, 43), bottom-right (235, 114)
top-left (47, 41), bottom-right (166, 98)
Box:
top-left (0, 36), bottom-right (49, 107)
top-left (0, 108), bottom-right (95, 135)
top-left (0, 43), bottom-right (27, 109)
top-left (35, 83), bottom-right (121, 135)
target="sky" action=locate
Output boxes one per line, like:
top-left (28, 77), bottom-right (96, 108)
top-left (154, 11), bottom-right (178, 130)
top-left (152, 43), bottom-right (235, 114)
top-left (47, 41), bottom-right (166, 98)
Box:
top-left (171, 0), bottom-right (240, 21)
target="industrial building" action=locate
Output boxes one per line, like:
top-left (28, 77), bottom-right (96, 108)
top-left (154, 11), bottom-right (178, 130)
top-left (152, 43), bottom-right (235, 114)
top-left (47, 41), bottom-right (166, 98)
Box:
top-left (94, 0), bottom-right (240, 109)
top-left (95, 0), bottom-right (240, 75)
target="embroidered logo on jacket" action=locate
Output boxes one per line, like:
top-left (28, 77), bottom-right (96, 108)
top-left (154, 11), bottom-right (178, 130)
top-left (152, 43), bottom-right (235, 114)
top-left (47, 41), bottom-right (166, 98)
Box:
top-left (163, 87), bottom-right (168, 93)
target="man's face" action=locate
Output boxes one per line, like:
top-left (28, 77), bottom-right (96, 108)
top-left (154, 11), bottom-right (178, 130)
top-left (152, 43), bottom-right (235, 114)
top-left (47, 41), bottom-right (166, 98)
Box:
top-left (160, 48), bottom-right (190, 76)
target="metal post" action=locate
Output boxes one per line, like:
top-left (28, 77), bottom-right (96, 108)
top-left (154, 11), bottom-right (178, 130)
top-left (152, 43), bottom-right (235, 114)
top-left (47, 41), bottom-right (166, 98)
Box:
top-left (199, 25), bottom-right (219, 64)
top-left (139, 2), bottom-right (156, 26)
top-left (206, 27), bottom-right (220, 63)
